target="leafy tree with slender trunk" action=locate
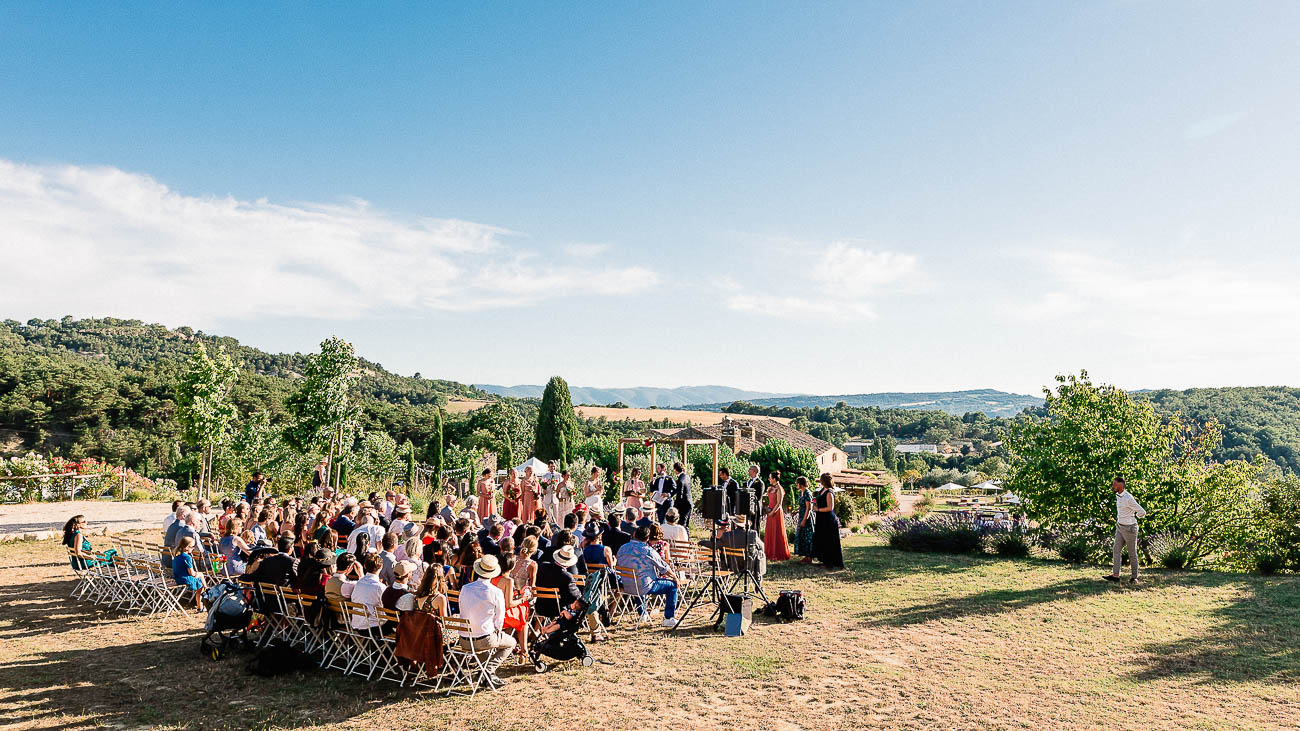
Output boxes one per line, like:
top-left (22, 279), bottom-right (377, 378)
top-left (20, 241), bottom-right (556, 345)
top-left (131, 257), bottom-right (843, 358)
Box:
top-left (284, 337), bottom-right (359, 488)
top-left (534, 376), bottom-right (578, 463)
top-left (177, 342), bottom-right (239, 500)
top-left (427, 408), bottom-right (444, 485)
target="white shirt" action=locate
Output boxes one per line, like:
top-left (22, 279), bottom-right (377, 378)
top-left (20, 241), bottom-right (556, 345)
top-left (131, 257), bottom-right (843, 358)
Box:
top-left (389, 518), bottom-right (412, 537)
top-left (1116, 490), bottom-right (1147, 526)
top-left (379, 500), bottom-right (395, 520)
top-left (458, 578), bottom-right (505, 637)
top-left (662, 523), bottom-right (689, 544)
top-left (395, 591), bottom-right (418, 612)
top-left (347, 523), bottom-right (386, 555)
top-left (350, 573), bottom-right (386, 629)
top-left (162, 513), bottom-right (177, 537)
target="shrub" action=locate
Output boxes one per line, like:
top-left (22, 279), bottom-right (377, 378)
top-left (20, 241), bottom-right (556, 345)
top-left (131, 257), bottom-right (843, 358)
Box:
top-left (834, 494), bottom-right (864, 526)
top-left (877, 488), bottom-right (900, 513)
top-left (991, 531), bottom-right (1031, 558)
top-left (125, 487), bottom-right (153, 502)
top-left (879, 515), bottom-right (984, 554)
top-left (1149, 531), bottom-right (1194, 570)
top-left (1057, 534), bottom-right (1096, 564)
top-left (1255, 553), bottom-right (1286, 576)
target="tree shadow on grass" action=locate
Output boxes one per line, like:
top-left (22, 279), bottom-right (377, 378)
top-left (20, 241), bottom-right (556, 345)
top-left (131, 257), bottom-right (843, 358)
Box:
top-left (0, 576), bottom-right (126, 638)
top-left (1129, 575), bottom-right (1300, 685)
top-left (863, 576), bottom-right (1109, 627)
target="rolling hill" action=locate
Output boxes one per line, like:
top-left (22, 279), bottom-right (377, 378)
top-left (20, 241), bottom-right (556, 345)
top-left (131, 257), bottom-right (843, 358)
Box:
top-left (691, 389), bottom-right (1045, 417)
top-left (475, 383), bottom-right (794, 408)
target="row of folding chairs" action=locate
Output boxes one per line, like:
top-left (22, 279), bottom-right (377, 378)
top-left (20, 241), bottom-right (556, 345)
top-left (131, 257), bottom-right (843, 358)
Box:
top-left (66, 546), bottom-right (196, 619)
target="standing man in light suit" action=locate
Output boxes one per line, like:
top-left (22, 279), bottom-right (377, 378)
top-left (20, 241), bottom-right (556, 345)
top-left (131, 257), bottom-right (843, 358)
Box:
top-left (1105, 477), bottom-right (1146, 583)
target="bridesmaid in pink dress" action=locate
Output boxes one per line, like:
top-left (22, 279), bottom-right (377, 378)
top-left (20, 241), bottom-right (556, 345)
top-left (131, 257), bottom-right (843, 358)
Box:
top-left (476, 469), bottom-right (497, 521)
top-left (519, 466), bottom-right (540, 524)
top-left (624, 467), bottom-right (646, 512)
top-left (763, 471), bottom-right (792, 562)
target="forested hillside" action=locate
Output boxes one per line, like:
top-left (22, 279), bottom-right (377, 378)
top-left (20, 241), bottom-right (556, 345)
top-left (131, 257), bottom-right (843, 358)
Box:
top-left (0, 317), bottom-right (485, 477)
top-left (697, 389), bottom-right (1043, 417)
top-left (1136, 387), bottom-right (1300, 474)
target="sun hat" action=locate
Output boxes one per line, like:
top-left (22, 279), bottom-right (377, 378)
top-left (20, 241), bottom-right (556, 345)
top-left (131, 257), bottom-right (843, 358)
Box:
top-left (394, 560), bottom-right (415, 579)
top-left (582, 523), bottom-right (602, 539)
top-left (474, 554), bottom-right (502, 578)
top-left (553, 545), bottom-right (578, 568)
top-left (393, 504), bottom-right (411, 517)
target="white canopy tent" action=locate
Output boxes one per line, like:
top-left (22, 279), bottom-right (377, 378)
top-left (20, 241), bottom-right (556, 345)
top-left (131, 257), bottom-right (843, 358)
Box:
top-left (934, 482), bottom-right (966, 491)
top-left (1002, 492), bottom-right (1022, 504)
top-left (971, 480), bottom-right (1004, 492)
top-left (514, 457), bottom-right (550, 475)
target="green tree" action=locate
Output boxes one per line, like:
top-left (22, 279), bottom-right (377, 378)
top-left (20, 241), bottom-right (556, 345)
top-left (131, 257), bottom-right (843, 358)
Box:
top-left (176, 342), bottom-right (240, 499)
top-left (284, 337), bottom-right (359, 489)
top-left (229, 409), bottom-right (298, 487)
top-left (534, 376), bottom-right (579, 463)
top-left (749, 438), bottom-right (820, 507)
top-left (1006, 371), bottom-right (1260, 563)
top-left (403, 439), bottom-right (417, 492)
top-left (427, 408), bottom-right (444, 483)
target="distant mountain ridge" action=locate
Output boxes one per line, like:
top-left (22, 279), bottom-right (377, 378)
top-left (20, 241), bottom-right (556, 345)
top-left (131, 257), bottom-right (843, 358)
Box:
top-left (475, 384), bottom-right (795, 409)
top-left (691, 388), bottom-right (1045, 417)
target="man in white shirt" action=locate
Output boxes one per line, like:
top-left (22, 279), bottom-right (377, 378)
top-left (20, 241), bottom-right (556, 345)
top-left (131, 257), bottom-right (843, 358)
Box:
top-left (457, 554), bottom-right (515, 686)
top-left (379, 490), bottom-right (397, 521)
top-left (1106, 477), bottom-right (1147, 583)
top-left (347, 512), bottom-right (386, 555)
top-left (349, 553), bottom-right (386, 633)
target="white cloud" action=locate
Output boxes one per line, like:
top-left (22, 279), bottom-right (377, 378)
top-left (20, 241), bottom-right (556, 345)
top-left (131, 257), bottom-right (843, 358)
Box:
top-left (0, 160), bottom-right (658, 325)
top-left (1183, 111), bottom-right (1247, 141)
top-left (1008, 248), bottom-right (1300, 358)
top-left (717, 240), bottom-right (918, 321)
top-left (563, 242), bottom-right (609, 258)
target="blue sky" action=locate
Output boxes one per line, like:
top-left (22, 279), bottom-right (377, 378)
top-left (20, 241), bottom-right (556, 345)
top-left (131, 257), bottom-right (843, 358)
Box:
top-left (1, 2), bottom-right (1297, 395)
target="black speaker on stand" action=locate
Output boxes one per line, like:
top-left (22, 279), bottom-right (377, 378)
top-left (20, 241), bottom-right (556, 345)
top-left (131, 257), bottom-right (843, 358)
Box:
top-left (700, 487), bottom-right (725, 521)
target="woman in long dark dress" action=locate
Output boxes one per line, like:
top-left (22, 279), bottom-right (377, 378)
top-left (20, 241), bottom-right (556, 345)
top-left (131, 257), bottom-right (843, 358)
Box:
top-left (812, 473), bottom-right (844, 569)
top-left (794, 476), bottom-right (816, 563)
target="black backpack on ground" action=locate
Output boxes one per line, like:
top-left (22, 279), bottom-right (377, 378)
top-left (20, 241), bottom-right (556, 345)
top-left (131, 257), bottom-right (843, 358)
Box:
top-left (775, 590), bottom-right (804, 621)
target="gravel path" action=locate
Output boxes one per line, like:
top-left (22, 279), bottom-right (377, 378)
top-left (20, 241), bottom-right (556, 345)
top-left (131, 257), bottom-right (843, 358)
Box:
top-left (0, 500), bottom-right (171, 542)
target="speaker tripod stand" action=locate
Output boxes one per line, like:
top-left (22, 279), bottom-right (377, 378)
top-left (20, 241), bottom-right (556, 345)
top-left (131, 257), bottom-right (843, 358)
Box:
top-left (669, 516), bottom-right (728, 632)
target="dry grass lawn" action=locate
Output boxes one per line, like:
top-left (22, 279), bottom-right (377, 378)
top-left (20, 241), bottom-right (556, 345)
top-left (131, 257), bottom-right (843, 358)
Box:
top-left (2, 533), bottom-right (1298, 730)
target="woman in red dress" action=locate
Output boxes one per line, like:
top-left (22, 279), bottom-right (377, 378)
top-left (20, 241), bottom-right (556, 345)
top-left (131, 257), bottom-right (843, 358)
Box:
top-left (501, 469), bottom-right (520, 522)
top-left (763, 470), bottom-right (792, 562)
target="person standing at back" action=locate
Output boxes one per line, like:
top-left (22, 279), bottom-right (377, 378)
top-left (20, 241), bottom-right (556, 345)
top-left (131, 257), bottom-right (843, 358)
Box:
top-left (1105, 477), bottom-right (1146, 584)
top-left (672, 462), bottom-right (693, 528)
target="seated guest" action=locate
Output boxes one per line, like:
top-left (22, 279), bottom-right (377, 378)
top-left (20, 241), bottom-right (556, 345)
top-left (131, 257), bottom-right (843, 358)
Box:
top-left (581, 524), bottom-right (615, 569)
top-left (346, 512), bottom-right (385, 556)
top-left (295, 546), bottom-right (331, 595)
top-left (162, 500), bottom-right (184, 538)
top-left (219, 518), bottom-right (251, 576)
top-left (170, 536), bottom-right (205, 610)
top-left (457, 554), bottom-right (515, 686)
top-left (378, 531), bottom-right (399, 586)
top-left (509, 535), bottom-right (539, 590)
top-left (603, 518), bottom-right (631, 557)
top-left (388, 503), bottom-right (413, 537)
top-left (382, 560), bottom-right (416, 610)
top-left (62, 514), bottom-right (96, 569)
top-left (619, 507), bottom-right (639, 534)
top-left (403, 558), bottom-right (449, 615)
top-left (459, 495), bottom-right (482, 528)
top-left (479, 521), bottom-right (504, 557)
top-left (324, 552), bottom-right (360, 604)
top-left (533, 545), bottom-right (582, 618)
top-left (349, 553), bottom-right (386, 635)
top-left (661, 508), bottom-right (689, 544)
top-left (616, 526), bottom-right (680, 627)
top-left (249, 509), bottom-right (272, 545)
top-left (439, 494), bottom-right (457, 525)
top-left (452, 539), bottom-right (483, 589)
top-left (330, 505), bottom-right (358, 538)
top-left (244, 535), bottom-right (299, 587)
top-left (164, 507), bottom-right (201, 569)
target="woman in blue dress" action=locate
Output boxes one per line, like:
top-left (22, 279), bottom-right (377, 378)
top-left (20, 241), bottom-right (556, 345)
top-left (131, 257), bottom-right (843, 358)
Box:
top-left (794, 477), bottom-right (816, 563)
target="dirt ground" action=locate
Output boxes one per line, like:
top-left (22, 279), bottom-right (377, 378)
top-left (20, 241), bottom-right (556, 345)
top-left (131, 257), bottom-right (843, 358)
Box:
top-left (2, 532), bottom-right (1298, 730)
top-left (0, 500), bottom-right (171, 541)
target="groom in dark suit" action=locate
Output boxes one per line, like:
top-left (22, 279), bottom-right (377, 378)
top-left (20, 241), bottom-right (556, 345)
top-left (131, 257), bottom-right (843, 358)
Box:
top-left (672, 461), bottom-right (693, 528)
top-left (650, 464), bottom-right (675, 524)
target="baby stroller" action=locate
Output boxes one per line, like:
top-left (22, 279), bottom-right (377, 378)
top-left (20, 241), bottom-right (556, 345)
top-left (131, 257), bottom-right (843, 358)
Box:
top-left (200, 579), bottom-right (253, 660)
top-left (528, 570), bottom-right (606, 672)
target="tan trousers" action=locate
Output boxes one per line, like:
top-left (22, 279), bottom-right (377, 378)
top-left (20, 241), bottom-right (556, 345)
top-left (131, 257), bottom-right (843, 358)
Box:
top-left (1112, 523), bottom-right (1139, 580)
top-left (459, 630), bottom-right (516, 674)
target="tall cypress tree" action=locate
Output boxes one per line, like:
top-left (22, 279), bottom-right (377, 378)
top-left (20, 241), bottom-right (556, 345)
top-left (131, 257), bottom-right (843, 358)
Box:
top-left (534, 376), bottom-right (578, 462)
top-left (428, 408), bottom-right (444, 485)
